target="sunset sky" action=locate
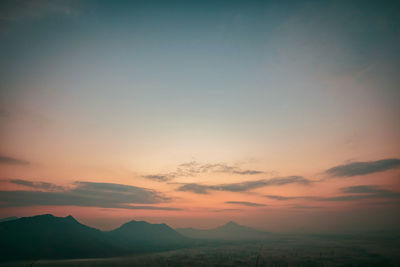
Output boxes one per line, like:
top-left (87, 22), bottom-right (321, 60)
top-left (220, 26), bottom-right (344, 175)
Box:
top-left (0, 0), bottom-right (399, 232)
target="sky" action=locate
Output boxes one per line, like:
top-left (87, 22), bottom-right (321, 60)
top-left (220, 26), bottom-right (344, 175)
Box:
top-left (0, 0), bottom-right (399, 232)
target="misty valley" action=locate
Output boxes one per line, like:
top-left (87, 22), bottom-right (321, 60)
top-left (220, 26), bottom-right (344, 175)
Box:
top-left (0, 215), bottom-right (399, 267)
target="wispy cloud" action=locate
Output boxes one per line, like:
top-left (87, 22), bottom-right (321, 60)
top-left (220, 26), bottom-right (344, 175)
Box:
top-left (177, 176), bottom-right (311, 194)
top-left (143, 175), bottom-right (170, 182)
top-left (265, 195), bottom-right (297, 200)
top-left (265, 185), bottom-right (400, 202)
top-left (212, 208), bottom-right (243, 212)
top-left (0, 180), bottom-right (179, 210)
top-left (0, 155), bottom-right (29, 166)
top-left (225, 201), bottom-right (267, 207)
top-left (177, 183), bottom-right (210, 194)
top-left (9, 179), bottom-right (63, 191)
top-left (144, 161), bottom-right (264, 182)
top-left (326, 159), bottom-right (400, 177)
top-left (339, 185), bottom-right (400, 199)
top-left (291, 205), bottom-right (322, 209)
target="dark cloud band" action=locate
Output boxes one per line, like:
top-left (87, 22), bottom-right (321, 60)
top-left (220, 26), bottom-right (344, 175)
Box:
top-left (0, 155), bottom-right (29, 165)
top-left (265, 185), bottom-right (400, 202)
top-left (326, 159), bottom-right (400, 177)
top-left (0, 180), bottom-right (178, 210)
top-left (177, 176), bottom-right (311, 194)
top-left (225, 201), bottom-right (267, 207)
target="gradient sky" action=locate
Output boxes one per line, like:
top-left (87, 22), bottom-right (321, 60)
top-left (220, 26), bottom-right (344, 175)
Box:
top-left (0, 0), bottom-right (399, 232)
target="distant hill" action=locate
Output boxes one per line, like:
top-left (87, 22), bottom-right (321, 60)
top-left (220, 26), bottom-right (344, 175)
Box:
top-left (108, 220), bottom-right (191, 252)
top-left (176, 221), bottom-right (269, 240)
top-left (0, 214), bottom-right (122, 262)
top-left (0, 214), bottom-right (192, 262)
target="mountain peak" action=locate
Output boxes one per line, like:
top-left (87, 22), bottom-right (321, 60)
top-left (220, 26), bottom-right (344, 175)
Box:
top-left (119, 220), bottom-right (171, 230)
top-left (29, 214), bottom-right (55, 220)
top-left (215, 221), bottom-right (245, 231)
top-left (110, 219), bottom-right (186, 243)
top-left (24, 214), bottom-right (80, 225)
top-left (65, 215), bottom-right (77, 221)
top-left (224, 221), bottom-right (240, 227)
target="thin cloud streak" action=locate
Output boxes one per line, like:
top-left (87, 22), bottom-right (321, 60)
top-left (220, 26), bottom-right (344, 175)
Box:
top-left (265, 185), bottom-right (400, 202)
top-left (143, 175), bottom-right (170, 182)
top-left (212, 208), bottom-right (243, 212)
top-left (177, 176), bottom-right (311, 194)
top-left (0, 155), bottom-right (29, 165)
top-left (291, 205), bottom-right (323, 209)
top-left (326, 159), bottom-right (400, 177)
top-left (9, 179), bottom-right (63, 191)
top-left (266, 195), bottom-right (297, 200)
top-left (225, 201), bottom-right (267, 207)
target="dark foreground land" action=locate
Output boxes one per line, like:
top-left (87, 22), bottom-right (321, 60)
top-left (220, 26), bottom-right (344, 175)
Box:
top-left (2, 234), bottom-right (399, 267)
top-left (1, 215), bottom-right (399, 266)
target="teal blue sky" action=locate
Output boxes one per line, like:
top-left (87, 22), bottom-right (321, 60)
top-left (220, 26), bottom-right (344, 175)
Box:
top-left (2, 1), bottom-right (399, 122)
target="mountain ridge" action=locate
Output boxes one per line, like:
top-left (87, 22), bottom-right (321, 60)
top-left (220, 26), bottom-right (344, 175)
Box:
top-left (0, 214), bottom-right (270, 262)
top-left (0, 214), bottom-right (122, 262)
top-left (0, 214), bottom-right (191, 262)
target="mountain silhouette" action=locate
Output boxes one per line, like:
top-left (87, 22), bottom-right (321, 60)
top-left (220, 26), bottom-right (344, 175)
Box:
top-left (0, 214), bottom-right (191, 262)
top-left (0, 215), bottom-right (270, 262)
top-left (176, 221), bottom-right (269, 240)
top-left (108, 220), bottom-right (191, 252)
top-left (0, 214), bottom-right (122, 262)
